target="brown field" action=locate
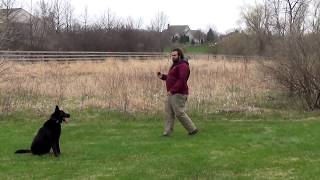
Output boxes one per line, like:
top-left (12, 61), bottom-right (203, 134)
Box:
top-left (0, 58), bottom-right (275, 113)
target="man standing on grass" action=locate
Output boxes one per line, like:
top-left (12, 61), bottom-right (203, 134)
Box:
top-left (157, 48), bottom-right (198, 136)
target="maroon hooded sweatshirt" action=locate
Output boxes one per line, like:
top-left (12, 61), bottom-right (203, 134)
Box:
top-left (160, 60), bottom-right (190, 95)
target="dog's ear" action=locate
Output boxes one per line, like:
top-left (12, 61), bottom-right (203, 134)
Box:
top-left (55, 105), bottom-right (60, 112)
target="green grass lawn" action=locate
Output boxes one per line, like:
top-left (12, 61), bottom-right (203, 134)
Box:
top-left (164, 44), bottom-right (218, 54)
top-left (184, 45), bottom-right (212, 54)
top-left (1, 109), bottom-right (320, 179)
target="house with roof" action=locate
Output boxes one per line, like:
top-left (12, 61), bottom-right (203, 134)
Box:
top-left (164, 24), bottom-right (205, 44)
top-left (0, 8), bottom-right (33, 25)
top-left (0, 8), bottom-right (35, 49)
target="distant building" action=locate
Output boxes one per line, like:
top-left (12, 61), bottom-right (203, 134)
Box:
top-left (0, 8), bottom-right (33, 25)
top-left (0, 8), bottom-right (35, 50)
top-left (164, 24), bottom-right (205, 44)
top-left (187, 30), bottom-right (205, 44)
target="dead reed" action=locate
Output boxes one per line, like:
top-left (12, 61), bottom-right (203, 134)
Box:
top-left (0, 58), bottom-right (274, 113)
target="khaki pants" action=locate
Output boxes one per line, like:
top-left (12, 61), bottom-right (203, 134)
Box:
top-left (164, 94), bottom-right (196, 135)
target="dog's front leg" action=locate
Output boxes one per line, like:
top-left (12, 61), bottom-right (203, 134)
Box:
top-left (56, 141), bottom-right (61, 154)
top-left (52, 141), bottom-right (60, 157)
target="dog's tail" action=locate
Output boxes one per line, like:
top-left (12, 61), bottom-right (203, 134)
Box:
top-left (15, 149), bottom-right (32, 154)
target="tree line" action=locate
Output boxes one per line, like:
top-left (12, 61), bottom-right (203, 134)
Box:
top-left (229, 0), bottom-right (320, 110)
top-left (0, 0), bottom-right (221, 52)
top-left (0, 0), bottom-right (172, 51)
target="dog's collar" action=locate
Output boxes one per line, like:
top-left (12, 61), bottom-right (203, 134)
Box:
top-left (50, 117), bottom-right (60, 124)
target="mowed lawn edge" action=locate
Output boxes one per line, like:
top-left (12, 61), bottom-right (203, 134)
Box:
top-left (1, 109), bottom-right (320, 179)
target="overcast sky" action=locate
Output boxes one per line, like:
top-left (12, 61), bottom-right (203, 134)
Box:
top-left (19, 0), bottom-right (262, 33)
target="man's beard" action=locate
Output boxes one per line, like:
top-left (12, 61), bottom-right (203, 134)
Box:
top-left (172, 57), bottom-right (180, 63)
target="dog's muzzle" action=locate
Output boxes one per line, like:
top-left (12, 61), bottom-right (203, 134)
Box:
top-left (63, 114), bottom-right (70, 123)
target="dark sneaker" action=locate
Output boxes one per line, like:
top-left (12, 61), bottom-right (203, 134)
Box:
top-left (188, 129), bottom-right (198, 135)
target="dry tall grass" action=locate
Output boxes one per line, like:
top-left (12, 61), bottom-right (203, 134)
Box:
top-left (0, 58), bottom-right (275, 113)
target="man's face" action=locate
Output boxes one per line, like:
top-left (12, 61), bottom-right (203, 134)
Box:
top-left (171, 51), bottom-right (179, 62)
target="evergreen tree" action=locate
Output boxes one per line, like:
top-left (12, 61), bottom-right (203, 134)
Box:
top-left (206, 28), bottom-right (216, 42)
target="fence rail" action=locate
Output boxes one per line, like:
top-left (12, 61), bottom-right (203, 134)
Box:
top-left (0, 51), bottom-right (269, 62)
top-left (0, 51), bottom-right (170, 62)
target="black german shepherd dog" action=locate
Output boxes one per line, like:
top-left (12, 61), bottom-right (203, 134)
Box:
top-left (15, 106), bottom-right (70, 157)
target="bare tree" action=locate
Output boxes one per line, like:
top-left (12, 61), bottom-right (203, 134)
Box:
top-left (0, 0), bottom-right (17, 49)
top-left (63, 0), bottom-right (73, 32)
top-left (258, 0), bottom-right (320, 110)
top-left (98, 8), bottom-right (116, 31)
top-left (0, 2), bottom-right (4, 47)
top-left (284, 0), bottom-right (309, 34)
top-left (266, 0), bottom-right (286, 36)
top-left (241, 2), bottom-right (271, 55)
top-left (125, 16), bottom-right (143, 30)
top-left (311, 0), bottom-right (320, 32)
top-left (265, 0), bottom-right (310, 35)
top-left (81, 5), bottom-right (88, 31)
top-left (1, 0), bottom-right (16, 19)
top-left (21, 0), bottom-right (41, 49)
top-left (27, 0), bottom-right (35, 48)
top-left (0, 1), bottom-right (173, 52)
top-left (35, 0), bottom-right (52, 49)
top-left (148, 11), bottom-right (168, 32)
top-left (52, 0), bottom-right (63, 33)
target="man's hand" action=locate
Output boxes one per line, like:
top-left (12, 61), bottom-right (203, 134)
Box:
top-left (167, 91), bottom-right (172, 96)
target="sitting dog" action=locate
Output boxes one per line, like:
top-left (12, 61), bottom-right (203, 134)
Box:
top-left (15, 106), bottom-right (70, 157)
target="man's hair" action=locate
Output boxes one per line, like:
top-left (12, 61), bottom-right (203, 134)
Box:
top-left (172, 48), bottom-right (184, 59)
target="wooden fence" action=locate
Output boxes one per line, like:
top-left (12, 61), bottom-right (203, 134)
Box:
top-left (0, 51), bottom-right (268, 62)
